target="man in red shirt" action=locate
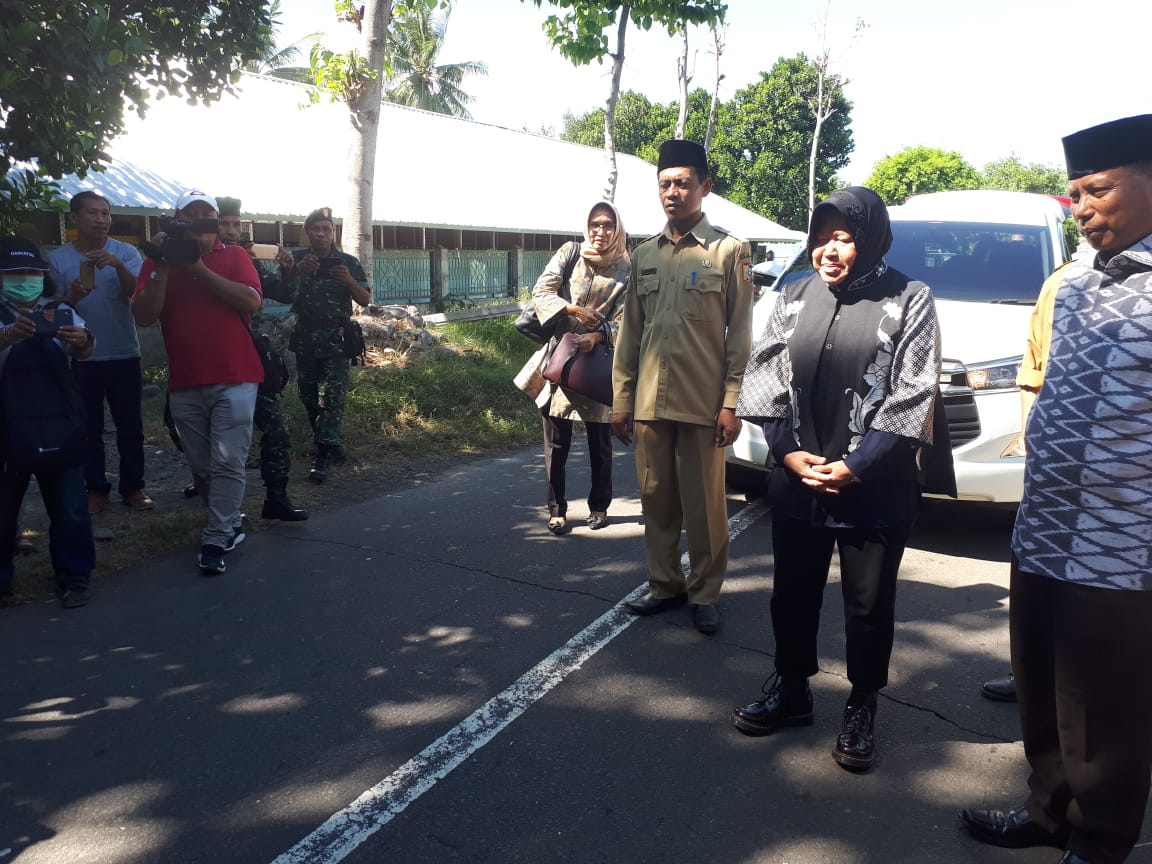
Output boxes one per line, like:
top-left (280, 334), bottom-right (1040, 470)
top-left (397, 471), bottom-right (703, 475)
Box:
top-left (133, 191), bottom-right (263, 576)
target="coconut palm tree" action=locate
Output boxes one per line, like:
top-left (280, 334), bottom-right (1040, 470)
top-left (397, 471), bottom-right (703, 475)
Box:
top-left (245, 0), bottom-right (322, 84)
top-left (384, 5), bottom-right (488, 119)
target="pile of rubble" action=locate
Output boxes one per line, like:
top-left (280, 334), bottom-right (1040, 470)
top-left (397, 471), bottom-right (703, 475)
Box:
top-left (357, 304), bottom-right (440, 365)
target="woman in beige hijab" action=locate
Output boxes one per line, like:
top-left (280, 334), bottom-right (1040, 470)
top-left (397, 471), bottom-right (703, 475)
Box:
top-left (516, 201), bottom-right (629, 534)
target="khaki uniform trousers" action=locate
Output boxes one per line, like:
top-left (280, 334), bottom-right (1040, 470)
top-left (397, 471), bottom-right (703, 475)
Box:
top-left (634, 419), bottom-right (728, 605)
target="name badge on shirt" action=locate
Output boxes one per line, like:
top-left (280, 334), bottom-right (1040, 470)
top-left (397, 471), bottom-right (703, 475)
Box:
top-left (640, 267), bottom-right (658, 276)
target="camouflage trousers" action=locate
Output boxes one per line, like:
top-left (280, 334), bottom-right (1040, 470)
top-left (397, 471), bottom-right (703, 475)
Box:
top-left (254, 388), bottom-right (293, 488)
top-left (296, 349), bottom-right (349, 448)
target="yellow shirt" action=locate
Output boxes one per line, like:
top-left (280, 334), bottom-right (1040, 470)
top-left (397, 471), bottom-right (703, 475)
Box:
top-left (1015, 266), bottom-right (1063, 390)
top-left (612, 213), bottom-right (754, 425)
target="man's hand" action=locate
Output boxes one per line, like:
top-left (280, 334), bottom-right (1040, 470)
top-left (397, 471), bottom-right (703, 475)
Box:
top-left (298, 254), bottom-right (320, 276)
top-left (329, 264), bottom-right (354, 286)
top-left (86, 249), bottom-right (123, 269)
top-left (714, 407), bottom-right (741, 447)
top-left (57, 324), bottom-right (89, 349)
top-left (277, 250), bottom-right (296, 272)
top-left (612, 412), bottom-right (634, 446)
top-left (66, 276), bottom-right (90, 307)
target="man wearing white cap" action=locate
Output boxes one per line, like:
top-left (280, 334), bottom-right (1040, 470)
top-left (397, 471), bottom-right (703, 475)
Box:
top-left (132, 191), bottom-right (263, 576)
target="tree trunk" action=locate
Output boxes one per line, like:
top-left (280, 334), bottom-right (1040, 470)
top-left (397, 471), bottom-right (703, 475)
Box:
top-left (807, 65), bottom-right (825, 219)
top-left (602, 5), bottom-right (629, 202)
top-left (704, 24), bottom-right (723, 153)
top-left (674, 27), bottom-right (689, 140)
top-left (346, 0), bottom-right (392, 284)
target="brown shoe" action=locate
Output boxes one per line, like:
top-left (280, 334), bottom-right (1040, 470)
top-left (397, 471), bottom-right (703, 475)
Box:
top-left (87, 491), bottom-right (110, 514)
top-left (122, 490), bottom-right (154, 511)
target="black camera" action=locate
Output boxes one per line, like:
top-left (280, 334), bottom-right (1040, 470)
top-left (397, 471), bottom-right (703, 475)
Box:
top-left (138, 218), bottom-right (219, 266)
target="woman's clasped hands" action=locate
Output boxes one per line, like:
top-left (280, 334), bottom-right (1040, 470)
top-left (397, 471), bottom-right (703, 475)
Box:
top-left (782, 451), bottom-right (857, 494)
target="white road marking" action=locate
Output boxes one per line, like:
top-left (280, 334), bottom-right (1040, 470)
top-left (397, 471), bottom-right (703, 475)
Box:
top-left (271, 497), bottom-right (770, 864)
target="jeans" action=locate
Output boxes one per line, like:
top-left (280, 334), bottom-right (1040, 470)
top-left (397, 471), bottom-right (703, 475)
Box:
top-left (74, 357), bottom-right (146, 496)
top-left (0, 463), bottom-right (94, 589)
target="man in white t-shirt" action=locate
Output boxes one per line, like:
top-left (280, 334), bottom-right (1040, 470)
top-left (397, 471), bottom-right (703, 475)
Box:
top-left (49, 190), bottom-right (149, 514)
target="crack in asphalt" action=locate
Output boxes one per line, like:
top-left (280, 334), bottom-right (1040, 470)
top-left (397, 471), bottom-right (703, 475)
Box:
top-left (271, 531), bottom-right (1014, 744)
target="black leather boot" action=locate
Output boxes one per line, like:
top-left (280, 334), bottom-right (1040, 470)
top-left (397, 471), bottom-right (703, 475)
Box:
top-left (833, 691), bottom-right (877, 771)
top-left (309, 447), bottom-right (331, 484)
top-left (732, 674), bottom-right (814, 736)
top-left (261, 482), bottom-right (309, 521)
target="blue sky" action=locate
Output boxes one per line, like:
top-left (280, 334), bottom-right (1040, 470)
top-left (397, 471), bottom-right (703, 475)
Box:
top-left (275, 0), bottom-right (1146, 184)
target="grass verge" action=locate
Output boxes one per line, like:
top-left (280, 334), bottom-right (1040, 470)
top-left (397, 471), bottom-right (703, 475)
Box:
top-left (6, 317), bottom-right (542, 605)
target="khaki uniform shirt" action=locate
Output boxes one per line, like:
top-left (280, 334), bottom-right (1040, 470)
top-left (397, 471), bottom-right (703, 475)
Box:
top-left (612, 214), bottom-right (753, 426)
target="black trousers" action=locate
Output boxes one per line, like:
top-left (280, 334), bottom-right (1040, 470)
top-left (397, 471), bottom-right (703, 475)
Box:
top-left (770, 516), bottom-right (910, 692)
top-left (73, 357), bottom-right (146, 496)
top-left (1011, 560), bottom-right (1152, 864)
top-left (541, 414), bottom-right (612, 518)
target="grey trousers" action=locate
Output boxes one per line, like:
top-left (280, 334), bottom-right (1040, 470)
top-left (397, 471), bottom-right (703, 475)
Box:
top-left (169, 383), bottom-right (258, 549)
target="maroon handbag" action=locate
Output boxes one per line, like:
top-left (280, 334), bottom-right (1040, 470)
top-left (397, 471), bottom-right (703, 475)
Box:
top-left (542, 332), bottom-right (614, 406)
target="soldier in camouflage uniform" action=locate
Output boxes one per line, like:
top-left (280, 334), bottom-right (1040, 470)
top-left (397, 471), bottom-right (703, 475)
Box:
top-left (216, 198), bottom-right (307, 520)
top-left (279, 207), bottom-right (371, 482)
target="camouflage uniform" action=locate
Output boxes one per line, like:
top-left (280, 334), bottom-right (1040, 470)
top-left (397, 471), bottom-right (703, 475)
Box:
top-left (251, 260), bottom-right (296, 489)
top-left (286, 248), bottom-right (369, 450)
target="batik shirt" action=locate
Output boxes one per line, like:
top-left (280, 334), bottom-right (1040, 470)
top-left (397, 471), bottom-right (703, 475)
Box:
top-left (1011, 234), bottom-right (1152, 591)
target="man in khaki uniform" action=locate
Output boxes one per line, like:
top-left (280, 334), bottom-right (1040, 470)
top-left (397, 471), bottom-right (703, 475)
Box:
top-left (611, 139), bottom-right (754, 635)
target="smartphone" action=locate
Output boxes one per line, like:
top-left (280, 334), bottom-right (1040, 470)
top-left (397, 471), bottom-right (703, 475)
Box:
top-left (315, 256), bottom-right (342, 277)
top-left (251, 243), bottom-right (280, 261)
top-left (31, 306), bottom-right (74, 335)
top-left (79, 261), bottom-right (96, 291)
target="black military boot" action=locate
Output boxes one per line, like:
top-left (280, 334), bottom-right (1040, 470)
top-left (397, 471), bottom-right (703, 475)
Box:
top-left (309, 447), bottom-right (331, 484)
top-left (732, 673), bottom-right (814, 736)
top-left (261, 482), bottom-right (309, 521)
top-left (833, 690), bottom-right (878, 772)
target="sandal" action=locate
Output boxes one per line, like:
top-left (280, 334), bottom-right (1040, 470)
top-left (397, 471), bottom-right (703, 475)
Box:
top-left (547, 516), bottom-right (568, 535)
top-left (586, 512), bottom-right (609, 530)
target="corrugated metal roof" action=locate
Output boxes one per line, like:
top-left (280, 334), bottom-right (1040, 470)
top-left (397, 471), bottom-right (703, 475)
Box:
top-left (53, 159), bottom-right (196, 213)
top-left (88, 73), bottom-right (805, 243)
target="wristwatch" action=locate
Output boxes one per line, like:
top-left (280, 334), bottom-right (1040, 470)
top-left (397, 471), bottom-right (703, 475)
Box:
top-left (150, 269), bottom-right (166, 282)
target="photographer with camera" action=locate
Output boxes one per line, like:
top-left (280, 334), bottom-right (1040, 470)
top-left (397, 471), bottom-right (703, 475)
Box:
top-left (132, 191), bottom-right (263, 577)
top-left (279, 207), bottom-right (371, 483)
top-left (215, 197), bottom-right (306, 522)
top-left (48, 191), bottom-right (150, 516)
top-left (0, 236), bottom-right (96, 608)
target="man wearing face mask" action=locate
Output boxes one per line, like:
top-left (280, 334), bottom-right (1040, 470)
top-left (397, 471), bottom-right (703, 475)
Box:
top-left (0, 236), bottom-right (96, 608)
top-left (132, 191), bottom-right (263, 577)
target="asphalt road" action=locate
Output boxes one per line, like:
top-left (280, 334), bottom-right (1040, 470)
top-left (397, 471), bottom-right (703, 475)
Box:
top-left (1, 445), bottom-right (1149, 864)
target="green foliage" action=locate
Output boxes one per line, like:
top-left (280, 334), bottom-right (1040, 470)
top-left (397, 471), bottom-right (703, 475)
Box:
top-left (865, 146), bottom-right (981, 205)
top-left (560, 55), bottom-right (855, 230)
top-left (980, 155), bottom-right (1067, 196)
top-left (0, 167), bottom-right (67, 235)
top-left (306, 0), bottom-right (445, 106)
top-left (524, 0), bottom-right (727, 66)
top-left (0, 1), bottom-right (275, 178)
top-left (709, 56), bottom-right (852, 230)
top-left (384, 5), bottom-right (488, 118)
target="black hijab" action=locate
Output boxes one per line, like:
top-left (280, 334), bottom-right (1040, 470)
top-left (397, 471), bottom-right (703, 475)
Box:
top-left (807, 186), bottom-right (893, 286)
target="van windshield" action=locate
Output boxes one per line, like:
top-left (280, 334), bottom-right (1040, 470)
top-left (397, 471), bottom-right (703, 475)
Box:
top-left (886, 221), bottom-right (1054, 303)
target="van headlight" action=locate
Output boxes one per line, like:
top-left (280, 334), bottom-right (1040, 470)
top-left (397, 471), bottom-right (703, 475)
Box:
top-left (963, 357), bottom-right (1022, 392)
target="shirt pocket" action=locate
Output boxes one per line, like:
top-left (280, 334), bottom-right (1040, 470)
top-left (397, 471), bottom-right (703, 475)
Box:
top-left (636, 273), bottom-right (660, 316)
top-left (685, 271), bottom-right (724, 321)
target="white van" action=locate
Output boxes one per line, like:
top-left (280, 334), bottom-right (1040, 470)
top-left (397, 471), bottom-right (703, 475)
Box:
top-left (726, 190), bottom-right (1071, 503)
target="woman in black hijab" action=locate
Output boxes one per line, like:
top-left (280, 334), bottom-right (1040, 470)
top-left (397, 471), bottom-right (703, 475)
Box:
top-left (730, 187), bottom-right (948, 772)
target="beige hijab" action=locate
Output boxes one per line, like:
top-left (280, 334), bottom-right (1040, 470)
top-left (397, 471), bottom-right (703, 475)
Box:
top-left (580, 200), bottom-right (628, 268)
